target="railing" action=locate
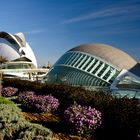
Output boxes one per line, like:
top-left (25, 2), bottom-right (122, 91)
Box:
top-left (0, 68), bottom-right (49, 82)
top-left (82, 86), bottom-right (140, 99)
top-left (0, 68), bottom-right (49, 73)
top-left (111, 88), bottom-right (140, 99)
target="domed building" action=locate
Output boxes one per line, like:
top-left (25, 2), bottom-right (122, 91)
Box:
top-left (45, 43), bottom-right (140, 90)
top-left (0, 31), bottom-right (37, 67)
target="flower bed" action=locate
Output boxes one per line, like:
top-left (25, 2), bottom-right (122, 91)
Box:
top-left (2, 79), bottom-right (140, 139)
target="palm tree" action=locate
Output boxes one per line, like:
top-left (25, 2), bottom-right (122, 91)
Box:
top-left (0, 56), bottom-right (7, 64)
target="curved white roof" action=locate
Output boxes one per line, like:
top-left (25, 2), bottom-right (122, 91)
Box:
top-left (0, 31), bottom-right (37, 67)
top-left (69, 43), bottom-right (137, 71)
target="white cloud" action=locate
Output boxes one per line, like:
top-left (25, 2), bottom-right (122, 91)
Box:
top-left (24, 29), bottom-right (46, 34)
top-left (62, 4), bottom-right (140, 24)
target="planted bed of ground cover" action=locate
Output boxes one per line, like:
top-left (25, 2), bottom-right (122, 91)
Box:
top-left (1, 78), bottom-right (140, 140)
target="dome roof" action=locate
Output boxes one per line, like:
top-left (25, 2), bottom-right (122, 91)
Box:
top-left (69, 43), bottom-right (137, 71)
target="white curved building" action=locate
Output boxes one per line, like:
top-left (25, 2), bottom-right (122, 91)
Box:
top-left (45, 43), bottom-right (140, 90)
top-left (0, 31), bottom-right (37, 67)
top-left (0, 31), bottom-right (40, 80)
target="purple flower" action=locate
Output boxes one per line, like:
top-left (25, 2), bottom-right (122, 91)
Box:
top-left (138, 134), bottom-right (140, 140)
top-left (2, 87), bottom-right (18, 97)
top-left (64, 104), bottom-right (102, 135)
top-left (17, 91), bottom-right (60, 113)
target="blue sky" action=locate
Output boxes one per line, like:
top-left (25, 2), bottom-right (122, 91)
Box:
top-left (0, 0), bottom-right (140, 66)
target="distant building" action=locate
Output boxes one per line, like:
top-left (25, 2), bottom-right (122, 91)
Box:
top-left (0, 31), bottom-right (38, 79)
top-left (45, 43), bottom-right (140, 90)
top-left (0, 31), bottom-right (37, 68)
top-left (1, 57), bottom-right (36, 79)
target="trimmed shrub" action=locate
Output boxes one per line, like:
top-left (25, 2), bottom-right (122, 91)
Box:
top-left (17, 91), bottom-right (60, 113)
top-left (32, 95), bottom-right (60, 113)
top-left (17, 91), bottom-right (35, 104)
top-left (0, 104), bottom-right (28, 139)
top-left (3, 78), bottom-right (114, 111)
top-left (2, 86), bottom-right (18, 97)
top-left (3, 78), bottom-right (43, 92)
top-left (64, 103), bottom-right (102, 136)
top-left (96, 97), bottom-right (140, 140)
top-left (17, 123), bottom-right (54, 140)
top-left (0, 104), bottom-right (55, 140)
top-left (0, 96), bottom-right (16, 105)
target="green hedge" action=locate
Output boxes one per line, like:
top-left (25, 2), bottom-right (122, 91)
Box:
top-left (3, 78), bottom-right (113, 110)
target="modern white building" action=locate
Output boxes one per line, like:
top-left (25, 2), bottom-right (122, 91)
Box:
top-left (0, 31), bottom-right (37, 68)
top-left (0, 31), bottom-right (49, 80)
top-left (45, 43), bottom-right (140, 90)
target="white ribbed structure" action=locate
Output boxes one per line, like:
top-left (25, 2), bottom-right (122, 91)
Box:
top-left (45, 43), bottom-right (140, 90)
top-left (69, 44), bottom-right (137, 71)
top-left (0, 31), bottom-right (37, 68)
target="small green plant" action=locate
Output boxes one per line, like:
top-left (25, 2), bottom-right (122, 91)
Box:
top-left (17, 123), bottom-right (54, 140)
top-left (0, 104), bottom-right (54, 140)
top-left (0, 104), bottom-right (27, 139)
top-left (0, 96), bottom-right (16, 106)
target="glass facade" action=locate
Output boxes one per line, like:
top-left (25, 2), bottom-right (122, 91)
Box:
top-left (2, 63), bottom-right (35, 69)
top-left (46, 51), bottom-right (120, 88)
top-left (117, 75), bottom-right (140, 85)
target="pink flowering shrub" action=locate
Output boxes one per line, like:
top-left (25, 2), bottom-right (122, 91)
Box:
top-left (138, 133), bottom-right (140, 140)
top-left (17, 91), bottom-right (60, 113)
top-left (2, 87), bottom-right (18, 97)
top-left (17, 91), bottom-right (35, 105)
top-left (32, 95), bottom-right (60, 113)
top-left (64, 104), bottom-right (102, 135)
